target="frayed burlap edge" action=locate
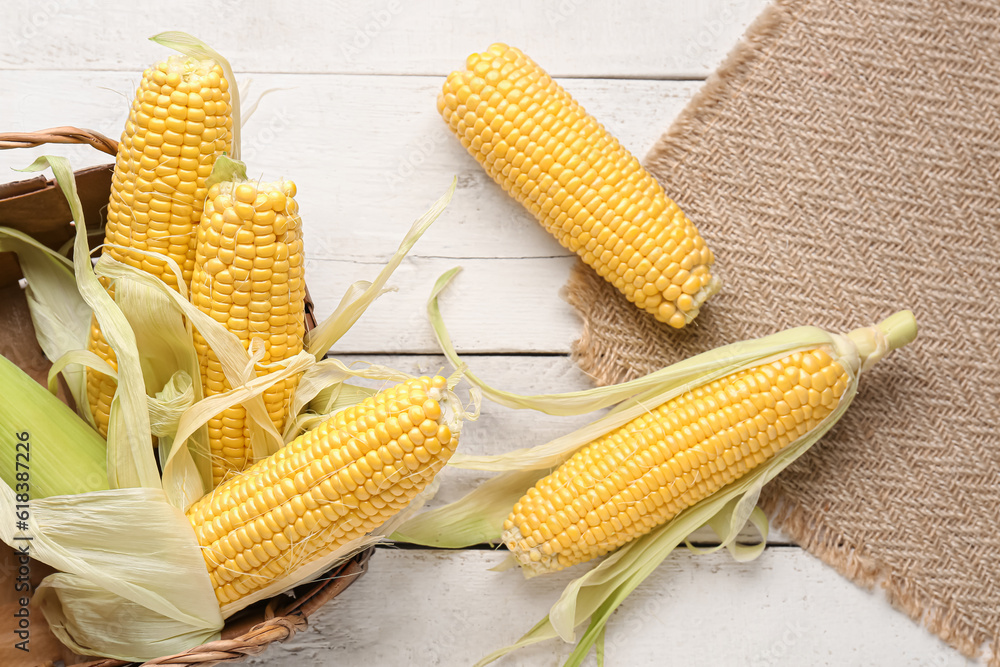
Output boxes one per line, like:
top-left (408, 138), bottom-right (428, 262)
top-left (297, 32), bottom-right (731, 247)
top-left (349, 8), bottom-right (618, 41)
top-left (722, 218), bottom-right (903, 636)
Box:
top-left (564, 0), bottom-right (1000, 648)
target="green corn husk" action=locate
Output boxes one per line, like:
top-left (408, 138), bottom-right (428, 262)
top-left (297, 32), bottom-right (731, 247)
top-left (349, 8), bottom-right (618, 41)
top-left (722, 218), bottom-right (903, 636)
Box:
top-left (0, 354), bottom-right (108, 498)
top-left (394, 268), bottom-right (917, 666)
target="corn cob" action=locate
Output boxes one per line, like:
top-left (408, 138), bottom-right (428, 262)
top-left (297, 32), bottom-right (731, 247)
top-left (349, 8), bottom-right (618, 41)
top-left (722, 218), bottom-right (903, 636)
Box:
top-left (191, 179), bottom-right (305, 486)
top-left (504, 347), bottom-right (849, 575)
top-left (186, 375), bottom-right (460, 607)
top-left (86, 55), bottom-right (234, 436)
top-left (438, 44), bottom-right (719, 328)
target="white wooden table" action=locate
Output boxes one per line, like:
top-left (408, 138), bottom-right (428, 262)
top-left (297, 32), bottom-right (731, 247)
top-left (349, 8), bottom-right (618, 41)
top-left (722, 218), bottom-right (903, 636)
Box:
top-left (0, 2), bottom-right (973, 665)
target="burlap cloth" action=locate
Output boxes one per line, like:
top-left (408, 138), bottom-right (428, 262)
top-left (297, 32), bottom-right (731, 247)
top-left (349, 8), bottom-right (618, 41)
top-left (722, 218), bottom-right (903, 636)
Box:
top-left (565, 0), bottom-right (1000, 662)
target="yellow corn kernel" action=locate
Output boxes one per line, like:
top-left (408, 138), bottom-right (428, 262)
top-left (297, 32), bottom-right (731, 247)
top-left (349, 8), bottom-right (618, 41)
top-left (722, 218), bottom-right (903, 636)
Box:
top-left (191, 179), bottom-right (305, 487)
top-left (439, 44), bottom-right (719, 329)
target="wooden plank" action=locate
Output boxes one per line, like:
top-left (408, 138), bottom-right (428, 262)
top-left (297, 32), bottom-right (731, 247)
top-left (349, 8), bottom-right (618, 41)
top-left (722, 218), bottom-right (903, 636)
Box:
top-left (256, 548), bottom-right (974, 666)
top-left (312, 255), bottom-right (581, 354)
top-left (2, 0), bottom-right (769, 78)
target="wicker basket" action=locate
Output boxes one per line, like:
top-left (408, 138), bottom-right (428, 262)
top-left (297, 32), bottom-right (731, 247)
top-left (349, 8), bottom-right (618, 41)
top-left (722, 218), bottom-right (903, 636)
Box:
top-left (0, 128), bottom-right (373, 667)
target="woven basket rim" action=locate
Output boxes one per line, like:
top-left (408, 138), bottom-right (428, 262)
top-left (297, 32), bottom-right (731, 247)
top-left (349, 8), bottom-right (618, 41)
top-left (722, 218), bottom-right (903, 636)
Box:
top-left (75, 547), bottom-right (376, 667)
top-left (0, 126), bottom-right (118, 155)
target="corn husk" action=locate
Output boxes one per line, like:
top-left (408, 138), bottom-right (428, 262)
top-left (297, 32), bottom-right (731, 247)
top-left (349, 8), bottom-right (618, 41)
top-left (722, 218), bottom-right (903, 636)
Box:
top-left (0, 354), bottom-right (107, 498)
top-left (0, 146), bottom-right (458, 659)
top-left (5, 487), bottom-right (223, 661)
top-left (394, 268), bottom-right (917, 666)
top-left (0, 226), bottom-right (90, 408)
